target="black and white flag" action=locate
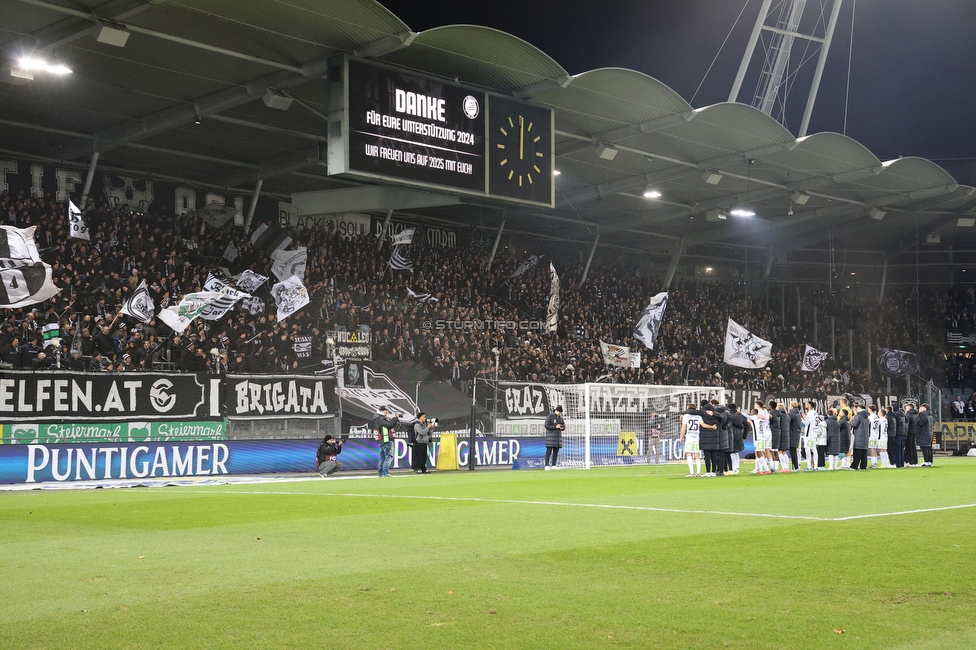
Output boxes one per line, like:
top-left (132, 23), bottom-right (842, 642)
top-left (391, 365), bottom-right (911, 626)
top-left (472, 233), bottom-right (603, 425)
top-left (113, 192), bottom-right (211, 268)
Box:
top-left (193, 202), bottom-right (239, 229)
top-left (120, 280), bottom-right (155, 323)
top-left (406, 287), bottom-right (439, 303)
top-left (600, 341), bottom-right (641, 368)
top-left (546, 263), bottom-right (559, 333)
top-left (633, 291), bottom-right (668, 350)
top-left (390, 227), bottom-right (415, 247)
top-left (388, 246), bottom-right (413, 271)
top-left (236, 270), bottom-right (268, 294)
top-left (239, 295), bottom-right (265, 315)
top-left (293, 334), bottom-right (313, 359)
top-left (723, 318), bottom-right (773, 369)
top-left (272, 275), bottom-right (310, 322)
top-left (0, 263), bottom-right (60, 307)
top-left (222, 241), bottom-right (238, 262)
top-left (68, 200), bottom-right (90, 241)
top-left (877, 347), bottom-right (916, 378)
top-left (801, 345), bottom-right (829, 372)
top-left (271, 246), bottom-right (307, 281)
top-left (0, 225), bottom-right (42, 263)
top-left (203, 272), bottom-right (249, 321)
top-left (510, 255), bottom-right (542, 278)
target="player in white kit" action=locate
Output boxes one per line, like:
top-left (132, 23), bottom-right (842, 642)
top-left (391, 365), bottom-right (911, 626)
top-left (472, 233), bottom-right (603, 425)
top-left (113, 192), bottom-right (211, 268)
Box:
top-left (753, 401), bottom-right (773, 474)
top-left (877, 407), bottom-right (891, 468)
top-left (680, 404), bottom-right (704, 476)
top-left (867, 405), bottom-right (881, 468)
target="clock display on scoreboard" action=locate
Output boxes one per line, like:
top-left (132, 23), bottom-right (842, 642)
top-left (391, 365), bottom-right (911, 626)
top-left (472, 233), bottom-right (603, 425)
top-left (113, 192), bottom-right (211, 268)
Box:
top-left (346, 59), bottom-right (486, 193)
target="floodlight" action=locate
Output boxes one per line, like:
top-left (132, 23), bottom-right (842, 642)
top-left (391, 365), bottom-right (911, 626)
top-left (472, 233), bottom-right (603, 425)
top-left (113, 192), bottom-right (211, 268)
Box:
top-left (595, 144), bottom-right (618, 161)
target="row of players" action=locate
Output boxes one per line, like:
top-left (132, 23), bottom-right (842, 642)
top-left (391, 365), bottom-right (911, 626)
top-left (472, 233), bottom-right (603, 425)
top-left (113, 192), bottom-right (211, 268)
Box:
top-left (678, 398), bottom-right (936, 477)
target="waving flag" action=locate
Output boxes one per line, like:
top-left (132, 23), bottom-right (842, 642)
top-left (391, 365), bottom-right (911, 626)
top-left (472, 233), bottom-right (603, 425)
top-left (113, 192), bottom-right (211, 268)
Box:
top-left (120, 280), bottom-right (155, 323)
top-left (388, 246), bottom-right (413, 271)
top-left (633, 292), bottom-right (668, 350)
top-left (271, 246), bottom-right (307, 281)
top-left (157, 290), bottom-right (227, 333)
top-left (391, 227), bottom-right (415, 246)
top-left (236, 270), bottom-right (268, 294)
top-left (272, 275), bottom-right (310, 322)
top-left (723, 318), bottom-right (773, 369)
top-left (546, 263), bottom-right (559, 333)
top-left (68, 200), bottom-right (90, 241)
top-left (801, 345), bottom-right (829, 372)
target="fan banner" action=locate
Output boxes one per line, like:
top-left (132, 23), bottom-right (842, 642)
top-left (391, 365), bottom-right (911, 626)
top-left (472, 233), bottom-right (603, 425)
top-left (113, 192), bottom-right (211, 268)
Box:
top-left (0, 371), bottom-right (220, 422)
top-left (723, 318), bottom-right (773, 369)
top-left (801, 345), bottom-right (829, 372)
top-left (271, 275), bottom-right (309, 321)
top-left (634, 292), bottom-right (668, 350)
top-left (877, 347), bottom-right (916, 377)
top-left (67, 200), bottom-right (90, 241)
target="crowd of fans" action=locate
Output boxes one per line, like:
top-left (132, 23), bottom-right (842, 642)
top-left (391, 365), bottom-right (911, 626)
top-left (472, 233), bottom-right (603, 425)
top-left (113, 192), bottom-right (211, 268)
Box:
top-left (0, 188), bottom-right (951, 398)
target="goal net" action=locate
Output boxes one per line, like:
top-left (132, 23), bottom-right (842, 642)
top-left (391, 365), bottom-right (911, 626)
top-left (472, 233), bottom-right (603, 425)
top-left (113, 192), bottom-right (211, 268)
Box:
top-left (496, 382), bottom-right (725, 469)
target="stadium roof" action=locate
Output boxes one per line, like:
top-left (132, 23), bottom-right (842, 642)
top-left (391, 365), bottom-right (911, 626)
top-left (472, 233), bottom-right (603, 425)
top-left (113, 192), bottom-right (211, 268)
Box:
top-left (3, 0), bottom-right (975, 269)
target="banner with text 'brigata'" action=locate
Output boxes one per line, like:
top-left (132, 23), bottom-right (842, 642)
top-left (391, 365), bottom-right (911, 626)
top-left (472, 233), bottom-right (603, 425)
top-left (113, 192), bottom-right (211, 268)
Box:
top-left (0, 372), bottom-right (220, 422)
top-left (226, 374), bottom-right (337, 419)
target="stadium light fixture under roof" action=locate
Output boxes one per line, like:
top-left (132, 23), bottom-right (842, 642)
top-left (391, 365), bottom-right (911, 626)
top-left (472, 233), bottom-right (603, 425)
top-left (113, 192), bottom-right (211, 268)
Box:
top-left (14, 56), bottom-right (72, 75)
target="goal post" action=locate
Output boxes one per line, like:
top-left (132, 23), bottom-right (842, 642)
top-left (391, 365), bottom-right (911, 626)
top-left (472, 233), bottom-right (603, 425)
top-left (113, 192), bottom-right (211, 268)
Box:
top-left (495, 381), bottom-right (725, 469)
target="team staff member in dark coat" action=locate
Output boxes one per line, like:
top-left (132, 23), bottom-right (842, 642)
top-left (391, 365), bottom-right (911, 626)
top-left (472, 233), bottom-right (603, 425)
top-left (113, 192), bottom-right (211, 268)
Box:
top-left (789, 402), bottom-right (804, 471)
top-left (838, 410), bottom-right (852, 469)
top-left (904, 402), bottom-right (919, 466)
top-left (544, 406), bottom-right (565, 470)
top-left (824, 409), bottom-right (842, 470)
top-left (891, 404), bottom-right (907, 468)
top-left (316, 435), bottom-right (344, 477)
top-left (728, 404), bottom-right (747, 475)
top-left (916, 403), bottom-right (935, 467)
top-left (710, 399), bottom-right (731, 476)
top-left (698, 400), bottom-right (723, 476)
top-left (411, 412), bottom-right (434, 474)
top-left (777, 403), bottom-right (791, 471)
top-left (850, 404), bottom-right (870, 470)
top-left (768, 403), bottom-right (783, 466)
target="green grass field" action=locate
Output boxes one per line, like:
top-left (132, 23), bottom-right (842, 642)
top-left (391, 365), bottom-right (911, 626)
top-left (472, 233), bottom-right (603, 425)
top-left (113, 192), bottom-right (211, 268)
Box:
top-left (2, 459), bottom-right (976, 649)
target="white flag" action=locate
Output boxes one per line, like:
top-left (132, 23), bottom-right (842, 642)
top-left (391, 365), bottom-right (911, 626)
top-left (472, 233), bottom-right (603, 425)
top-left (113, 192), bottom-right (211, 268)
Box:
top-left (391, 227), bottom-right (415, 246)
top-left (633, 292), bottom-right (668, 349)
top-left (546, 263), bottom-right (559, 333)
top-left (801, 345), bottom-right (829, 372)
top-left (0, 263), bottom-right (60, 307)
top-left (68, 200), bottom-right (90, 241)
top-left (270, 246), bottom-right (307, 281)
top-left (157, 290), bottom-right (227, 334)
top-left (236, 270), bottom-right (268, 294)
top-left (600, 341), bottom-right (639, 368)
top-left (271, 275), bottom-right (310, 322)
top-left (120, 280), bottom-right (155, 323)
top-left (723, 318), bottom-right (773, 369)
top-left (0, 225), bottom-right (42, 263)
top-left (222, 241), bottom-right (238, 262)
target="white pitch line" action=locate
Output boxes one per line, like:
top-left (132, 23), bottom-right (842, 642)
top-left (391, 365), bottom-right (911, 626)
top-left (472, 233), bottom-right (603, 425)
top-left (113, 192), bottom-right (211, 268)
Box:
top-left (191, 488), bottom-right (976, 522)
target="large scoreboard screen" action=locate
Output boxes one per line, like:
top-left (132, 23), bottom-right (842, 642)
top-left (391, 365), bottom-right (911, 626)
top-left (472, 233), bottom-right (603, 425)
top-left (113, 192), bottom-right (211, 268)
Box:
top-left (328, 57), bottom-right (553, 208)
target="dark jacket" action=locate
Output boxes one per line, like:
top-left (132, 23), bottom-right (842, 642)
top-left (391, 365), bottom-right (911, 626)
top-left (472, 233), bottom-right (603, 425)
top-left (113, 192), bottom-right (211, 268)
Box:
top-left (316, 439), bottom-right (342, 465)
top-left (778, 408), bottom-right (791, 449)
top-left (916, 410), bottom-right (933, 447)
top-left (544, 412), bottom-right (564, 448)
top-left (885, 410), bottom-right (897, 439)
top-left (893, 408), bottom-right (906, 437)
top-left (373, 412), bottom-right (400, 442)
top-left (712, 404), bottom-right (731, 452)
top-left (697, 408), bottom-right (722, 451)
top-left (729, 411), bottom-right (747, 453)
top-left (789, 408), bottom-right (804, 448)
top-left (825, 415), bottom-right (844, 455)
top-left (769, 409), bottom-right (783, 448)
top-left (905, 408), bottom-right (919, 438)
top-left (850, 409), bottom-right (870, 450)
top-left (838, 414), bottom-right (851, 453)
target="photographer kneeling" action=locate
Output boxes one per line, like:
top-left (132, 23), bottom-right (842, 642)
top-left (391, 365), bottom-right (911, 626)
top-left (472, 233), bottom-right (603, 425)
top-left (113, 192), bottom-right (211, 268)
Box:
top-left (411, 412), bottom-right (436, 474)
top-left (316, 434), bottom-right (344, 477)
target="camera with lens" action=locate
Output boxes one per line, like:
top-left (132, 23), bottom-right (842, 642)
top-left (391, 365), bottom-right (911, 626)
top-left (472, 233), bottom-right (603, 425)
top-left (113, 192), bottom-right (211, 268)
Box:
top-left (429, 417), bottom-right (438, 427)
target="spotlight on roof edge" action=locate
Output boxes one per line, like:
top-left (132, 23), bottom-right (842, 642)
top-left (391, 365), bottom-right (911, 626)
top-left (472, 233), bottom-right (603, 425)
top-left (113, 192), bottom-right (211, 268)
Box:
top-left (729, 207), bottom-right (755, 217)
top-left (15, 57), bottom-right (72, 75)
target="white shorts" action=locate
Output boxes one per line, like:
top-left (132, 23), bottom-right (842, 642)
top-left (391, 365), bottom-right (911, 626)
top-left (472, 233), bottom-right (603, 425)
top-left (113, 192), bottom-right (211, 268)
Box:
top-left (684, 436), bottom-right (700, 454)
top-left (754, 437), bottom-right (767, 452)
top-left (869, 437), bottom-right (879, 449)
top-left (804, 436), bottom-right (817, 450)
top-left (878, 435), bottom-right (888, 450)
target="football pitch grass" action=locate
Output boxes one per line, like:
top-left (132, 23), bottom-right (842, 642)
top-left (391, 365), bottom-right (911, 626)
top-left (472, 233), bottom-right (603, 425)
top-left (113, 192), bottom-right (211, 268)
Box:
top-left (2, 460), bottom-right (976, 649)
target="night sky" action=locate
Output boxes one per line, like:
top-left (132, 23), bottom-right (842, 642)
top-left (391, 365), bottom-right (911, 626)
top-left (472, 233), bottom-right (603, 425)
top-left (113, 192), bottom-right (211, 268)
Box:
top-left (379, 0), bottom-right (976, 184)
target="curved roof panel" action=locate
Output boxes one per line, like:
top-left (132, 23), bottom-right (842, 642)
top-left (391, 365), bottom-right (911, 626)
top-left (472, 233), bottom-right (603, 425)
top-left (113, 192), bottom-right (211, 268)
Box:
top-left (379, 25), bottom-right (567, 93)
